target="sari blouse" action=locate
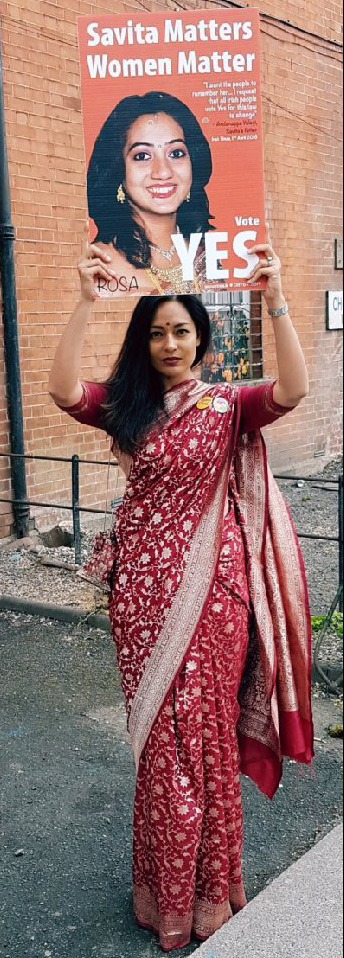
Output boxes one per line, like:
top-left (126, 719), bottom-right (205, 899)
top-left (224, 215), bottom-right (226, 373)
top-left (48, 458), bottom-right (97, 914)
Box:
top-left (57, 378), bottom-right (293, 434)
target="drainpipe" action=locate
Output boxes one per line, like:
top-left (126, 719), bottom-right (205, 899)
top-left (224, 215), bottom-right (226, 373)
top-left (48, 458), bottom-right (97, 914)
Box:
top-left (0, 23), bottom-right (30, 537)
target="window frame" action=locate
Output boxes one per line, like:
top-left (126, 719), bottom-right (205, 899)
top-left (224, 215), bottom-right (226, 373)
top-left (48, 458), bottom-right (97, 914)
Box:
top-left (201, 290), bottom-right (264, 385)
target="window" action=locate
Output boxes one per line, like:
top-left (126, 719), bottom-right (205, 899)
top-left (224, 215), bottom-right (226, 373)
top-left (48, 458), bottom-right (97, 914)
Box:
top-left (201, 291), bottom-right (263, 384)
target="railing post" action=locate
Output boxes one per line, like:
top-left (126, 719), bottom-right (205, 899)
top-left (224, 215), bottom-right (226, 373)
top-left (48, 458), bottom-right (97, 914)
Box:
top-left (339, 475), bottom-right (343, 614)
top-left (72, 455), bottom-right (82, 565)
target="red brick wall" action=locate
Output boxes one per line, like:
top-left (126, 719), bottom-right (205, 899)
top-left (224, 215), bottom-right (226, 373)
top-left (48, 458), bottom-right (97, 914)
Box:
top-left (0, 0), bottom-right (342, 536)
top-left (0, 308), bottom-right (12, 537)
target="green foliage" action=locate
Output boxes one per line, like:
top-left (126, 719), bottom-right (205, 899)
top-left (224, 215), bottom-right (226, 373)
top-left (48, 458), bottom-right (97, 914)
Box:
top-left (333, 611), bottom-right (343, 636)
top-left (311, 612), bottom-right (343, 637)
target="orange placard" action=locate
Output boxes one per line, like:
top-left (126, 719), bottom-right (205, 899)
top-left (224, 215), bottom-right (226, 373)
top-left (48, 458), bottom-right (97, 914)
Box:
top-left (78, 8), bottom-right (266, 299)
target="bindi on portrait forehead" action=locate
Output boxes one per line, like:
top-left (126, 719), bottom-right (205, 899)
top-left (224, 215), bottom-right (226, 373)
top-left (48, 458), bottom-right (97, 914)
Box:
top-left (125, 113), bottom-right (188, 157)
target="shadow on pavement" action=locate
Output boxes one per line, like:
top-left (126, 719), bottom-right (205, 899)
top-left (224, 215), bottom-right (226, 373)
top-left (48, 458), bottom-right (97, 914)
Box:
top-left (0, 612), bottom-right (342, 958)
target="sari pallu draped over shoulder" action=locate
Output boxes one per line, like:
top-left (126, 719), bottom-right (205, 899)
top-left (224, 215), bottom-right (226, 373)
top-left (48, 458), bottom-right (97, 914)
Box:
top-left (232, 408), bottom-right (314, 798)
top-left (110, 379), bottom-right (314, 800)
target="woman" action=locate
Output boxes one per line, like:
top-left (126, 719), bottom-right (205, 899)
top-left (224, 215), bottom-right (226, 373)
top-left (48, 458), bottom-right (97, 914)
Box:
top-left (87, 91), bottom-right (217, 296)
top-left (48, 236), bottom-right (314, 952)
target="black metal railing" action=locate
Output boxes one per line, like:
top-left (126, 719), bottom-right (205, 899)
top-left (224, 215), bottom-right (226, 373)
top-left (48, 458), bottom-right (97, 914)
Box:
top-left (0, 452), bottom-right (120, 565)
top-left (0, 452), bottom-right (343, 610)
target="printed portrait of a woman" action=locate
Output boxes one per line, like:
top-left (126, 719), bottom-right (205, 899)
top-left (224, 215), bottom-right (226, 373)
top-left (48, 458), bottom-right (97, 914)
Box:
top-left (87, 91), bottom-right (219, 297)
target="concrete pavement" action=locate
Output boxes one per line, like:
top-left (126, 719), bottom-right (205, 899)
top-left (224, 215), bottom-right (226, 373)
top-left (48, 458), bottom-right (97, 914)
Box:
top-left (194, 824), bottom-right (343, 958)
top-left (0, 610), bottom-right (342, 957)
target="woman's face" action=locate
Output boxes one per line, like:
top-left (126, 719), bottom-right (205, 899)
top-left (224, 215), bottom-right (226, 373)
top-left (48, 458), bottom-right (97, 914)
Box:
top-left (149, 300), bottom-right (200, 389)
top-left (124, 113), bottom-right (192, 217)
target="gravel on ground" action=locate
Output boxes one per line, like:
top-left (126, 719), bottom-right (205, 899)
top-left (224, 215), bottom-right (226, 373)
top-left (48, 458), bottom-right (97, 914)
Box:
top-left (0, 458), bottom-right (342, 671)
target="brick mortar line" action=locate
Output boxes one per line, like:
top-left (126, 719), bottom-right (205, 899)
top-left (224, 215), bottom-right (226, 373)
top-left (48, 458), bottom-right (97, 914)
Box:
top-left (0, 7), bottom-right (342, 54)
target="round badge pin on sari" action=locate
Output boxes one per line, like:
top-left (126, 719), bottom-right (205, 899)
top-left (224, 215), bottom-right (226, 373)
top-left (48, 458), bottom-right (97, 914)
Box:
top-left (197, 396), bottom-right (213, 411)
top-left (213, 396), bottom-right (229, 414)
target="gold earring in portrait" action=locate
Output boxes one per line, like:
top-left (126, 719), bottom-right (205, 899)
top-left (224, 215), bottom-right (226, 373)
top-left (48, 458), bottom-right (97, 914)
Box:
top-left (186, 191), bottom-right (191, 203)
top-left (117, 183), bottom-right (126, 204)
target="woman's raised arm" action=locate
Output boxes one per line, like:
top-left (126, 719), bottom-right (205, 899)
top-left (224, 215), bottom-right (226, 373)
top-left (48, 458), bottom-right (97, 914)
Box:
top-left (247, 227), bottom-right (309, 408)
top-left (48, 245), bottom-right (115, 407)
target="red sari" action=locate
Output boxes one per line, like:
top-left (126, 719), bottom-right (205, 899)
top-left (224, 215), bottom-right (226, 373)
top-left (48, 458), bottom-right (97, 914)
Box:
top-left (59, 378), bottom-right (313, 952)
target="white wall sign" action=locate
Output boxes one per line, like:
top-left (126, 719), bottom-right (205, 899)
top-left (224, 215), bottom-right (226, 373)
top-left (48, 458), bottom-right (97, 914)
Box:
top-left (326, 291), bottom-right (343, 330)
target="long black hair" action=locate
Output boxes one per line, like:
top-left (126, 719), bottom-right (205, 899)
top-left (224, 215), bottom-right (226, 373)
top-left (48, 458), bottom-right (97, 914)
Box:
top-left (100, 295), bottom-right (211, 454)
top-left (88, 91), bottom-right (214, 269)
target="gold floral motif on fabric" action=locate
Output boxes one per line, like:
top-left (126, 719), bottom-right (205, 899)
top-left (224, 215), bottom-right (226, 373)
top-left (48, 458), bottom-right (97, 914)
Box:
top-left (129, 459), bottom-right (230, 766)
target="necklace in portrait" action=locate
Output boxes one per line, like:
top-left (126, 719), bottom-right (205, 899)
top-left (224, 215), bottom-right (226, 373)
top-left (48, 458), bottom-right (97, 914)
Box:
top-left (147, 262), bottom-right (201, 295)
top-left (149, 226), bottom-right (181, 263)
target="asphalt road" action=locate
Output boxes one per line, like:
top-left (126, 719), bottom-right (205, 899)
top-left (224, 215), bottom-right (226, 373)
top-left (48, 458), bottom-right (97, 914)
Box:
top-left (0, 611), bottom-right (342, 958)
